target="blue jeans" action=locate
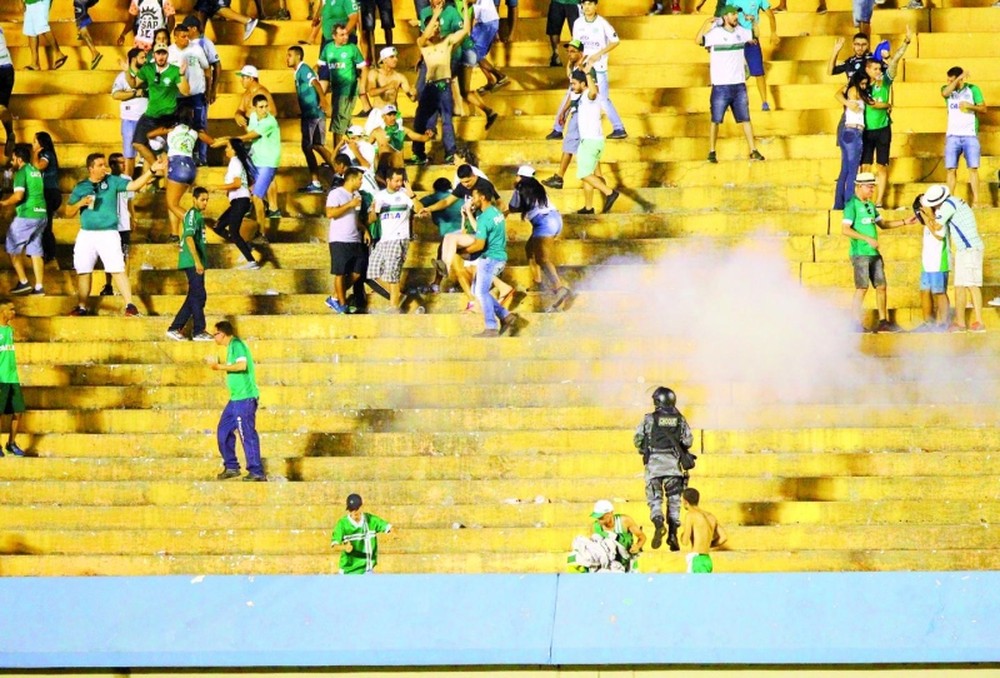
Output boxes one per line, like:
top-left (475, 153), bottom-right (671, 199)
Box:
top-left (192, 93), bottom-right (208, 164)
top-left (168, 266), bottom-right (207, 335)
top-left (595, 70), bottom-right (624, 133)
top-left (835, 126), bottom-right (864, 210)
top-left (412, 79), bottom-right (456, 159)
top-left (475, 257), bottom-right (509, 330)
top-left (218, 397), bottom-right (263, 476)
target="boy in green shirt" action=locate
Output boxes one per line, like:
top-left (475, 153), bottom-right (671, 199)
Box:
top-left (0, 144), bottom-right (47, 296)
top-left (331, 493), bottom-right (392, 574)
top-left (0, 302), bottom-right (26, 457)
top-left (211, 320), bottom-right (265, 481)
top-left (166, 187), bottom-right (211, 341)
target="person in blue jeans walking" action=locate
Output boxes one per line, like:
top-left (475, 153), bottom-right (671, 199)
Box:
top-left (462, 180), bottom-right (524, 337)
top-left (833, 68), bottom-right (870, 210)
top-left (211, 320), bottom-right (265, 481)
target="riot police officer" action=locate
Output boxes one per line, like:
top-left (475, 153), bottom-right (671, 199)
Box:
top-left (633, 386), bottom-right (695, 551)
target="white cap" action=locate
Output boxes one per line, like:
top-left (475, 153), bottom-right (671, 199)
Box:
top-left (516, 165), bottom-right (535, 178)
top-left (382, 104), bottom-right (398, 115)
top-left (854, 172), bottom-right (876, 185)
top-left (346, 125), bottom-right (365, 137)
top-left (921, 184), bottom-right (951, 208)
top-left (378, 46), bottom-right (398, 63)
top-left (237, 65), bottom-right (259, 79)
top-left (590, 499), bottom-right (613, 518)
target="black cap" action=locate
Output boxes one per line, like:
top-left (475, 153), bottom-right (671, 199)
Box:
top-left (180, 15), bottom-right (202, 30)
top-left (346, 493), bottom-right (363, 510)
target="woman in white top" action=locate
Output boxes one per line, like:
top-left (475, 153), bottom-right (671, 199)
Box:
top-left (834, 69), bottom-right (870, 210)
top-left (213, 138), bottom-right (261, 269)
top-left (148, 109), bottom-right (215, 240)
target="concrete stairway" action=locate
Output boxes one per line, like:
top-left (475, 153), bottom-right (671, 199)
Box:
top-left (0, 0), bottom-right (999, 576)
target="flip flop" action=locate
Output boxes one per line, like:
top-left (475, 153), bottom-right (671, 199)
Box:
top-left (91, 53), bottom-right (103, 70)
top-left (25, 65), bottom-right (38, 71)
top-left (53, 55), bottom-right (68, 70)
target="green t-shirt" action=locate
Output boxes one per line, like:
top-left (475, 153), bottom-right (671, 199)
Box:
top-left (225, 337), bottom-right (259, 401)
top-left (0, 325), bottom-right (19, 384)
top-left (137, 63), bottom-right (184, 118)
top-left (178, 207), bottom-right (207, 270)
top-left (843, 196), bottom-right (880, 257)
top-left (418, 4), bottom-right (472, 53)
top-left (68, 175), bottom-right (131, 231)
top-left (320, 0), bottom-right (359, 40)
top-left (248, 112), bottom-right (281, 169)
top-left (331, 512), bottom-right (390, 574)
top-left (294, 62), bottom-right (325, 120)
top-left (384, 121), bottom-right (406, 152)
top-left (420, 191), bottom-right (463, 237)
top-left (475, 204), bottom-right (508, 262)
top-left (320, 41), bottom-right (365, 96)
top-left (865, 74), bottom-right (892, 131)
top-left (13, 164), bottom-right (47, 219)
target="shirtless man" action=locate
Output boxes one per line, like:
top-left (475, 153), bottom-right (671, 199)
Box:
top-left (678, 487), bottom-right (727, 574)
top-left (366, 46), bottom-right (416, 112)
top-left (234, 65), bottom-right (278, 220)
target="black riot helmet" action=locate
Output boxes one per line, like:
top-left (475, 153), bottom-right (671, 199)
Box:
top-left (652, 386), bottom-right (676, 410)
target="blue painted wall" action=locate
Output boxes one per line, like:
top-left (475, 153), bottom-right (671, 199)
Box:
top-left (1, 572), bottom-right (998, 668)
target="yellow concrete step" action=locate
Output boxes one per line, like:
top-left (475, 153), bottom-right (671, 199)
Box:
top-left (2, 524), bottom-right (995, 557)
top-left (4, 547), bottom-right (1000, 575)
top-left (3, 452), bottom-right (998, 483)
top-left (3, 498), bottom-right (995, 530)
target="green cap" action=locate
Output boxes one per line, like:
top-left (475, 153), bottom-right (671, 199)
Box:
top-left (720, 4), bottom-right (740, 13)
top-left (563, 39), bottom-right (583, 50)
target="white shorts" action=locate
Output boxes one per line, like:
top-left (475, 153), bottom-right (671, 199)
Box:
top-left (23, 0), bottom-right (52, 37)
top-left (74, 229), bottom-right (126, 274)
top-left (953, 248), bottom-right (983, 288)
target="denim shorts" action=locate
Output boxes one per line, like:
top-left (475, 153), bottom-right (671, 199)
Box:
top-left (920, 271), bottom-right (949, 294)
top-left (853, 0), bottom-right (874, 24)
top-left (531, 211), bottom-right (563, 238)
top-left (563, 113), bottom-right (580, 155)
top-left (121, 119), bottom-right (139, 159)
top-left (850, 254), bottom-right (886, 289)
top-left (167, 155), bottom-right (197, 185)
top-left (945, 135), bottom-right (980, 169)
top-left (252, 166), bottom-right (277, 199)
top-left (472, 20), bottom-right (499, 62)
top-left (710, 84), bottom-right (750, 124)
top-left (744, 41), bottom-right (765, 77)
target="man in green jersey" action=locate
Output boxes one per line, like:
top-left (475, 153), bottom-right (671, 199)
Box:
top-left (287, 45), bottom-right (334, 194)
top-left (678, 488), bottom-right (727, 574)
top-left (0, 145), bottom-right (47, 296)
top-left (331, 493), bottom-right (392, 574)
top-left (0, 302), bottom-right (27, 457)
top-left (591, 500), bottom-right (645, 571)
top-left (211, 320), bottom-right (265, 482)
top-left (319, 23), bottom-right (369, 153)
top-left (166, 187), bottom-right (212, 341)
top-left (841, 172), bottom-right (917, 333)
top-left (65, 153), bottom-right (163, 317)
top-left (126, 42), bottom-right (191, 175)
top-left (860, 27), bottom-right (911, 208)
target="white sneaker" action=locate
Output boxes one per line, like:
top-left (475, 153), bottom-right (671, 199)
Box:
top-left (243, 18), bottom-right (258, 40)
top-left (988, 297), bottom-right (1000, 307)
top-left (238, 260), bottom-right (262, 270)
top-left (192, 332), bottom-right (215, 341)
top-left (905, 0), bottom-right (923, 7)
top-left (165, 329), bottom-right (187, 341)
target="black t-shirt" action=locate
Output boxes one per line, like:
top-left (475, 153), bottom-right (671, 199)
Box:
top-left (452, 178), bottom-right (499, 202)
top-left (832, 53), bottom-right (870, 80)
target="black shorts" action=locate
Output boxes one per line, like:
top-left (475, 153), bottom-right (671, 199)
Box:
top-left (360, 0), bottom-right (395, 31)
top-left (0, 66), bottom-right (14, 108)
top-left (0, 383), bottom-right (26, 415)
top-left (134, 113), bottom-right (177, 149)
top-left (329, 241), bottom-right (369, 276)
top-left (194, 0), bottom-right (232, 17)
top-left (861, 126), bottom-right (892, 166)
top-left (546, 1), bottom-right (578, 37)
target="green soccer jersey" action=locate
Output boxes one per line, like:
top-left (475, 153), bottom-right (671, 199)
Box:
top-left (0, 325), bottom-right (19, 384)
top-left (13, 164), bottom-right (47, 219)
top-left (178, 208), bottom-right (207, 270)
top-left (137, 63), bottom-right (184, 118)
top-left (475, 204), bottom-right (508, 262)
top-left (331, 512), bottom-right (391, 574)
top-left (418, 4), bottom-right (473, 53)
top-left (320, 0), bottom-right (359, 40)
top-left (865, 74), bottom-right (892, 131)
top-left (68, 175), bottom-right (131, 231)
top-left (248, 112), bottom-right (281, 169)
top-left (225, 337), bottom-right (259, 401)
top-left (320, 41), bottom-right (365, 96)
top-left (844, 196), bottom-right (880, 257)
top-left (294, 62), bottom-right (325, 120)
top-left (420, 191), bottom-right (463, 237)
top-left (384, 121), bottom-right (406, 152)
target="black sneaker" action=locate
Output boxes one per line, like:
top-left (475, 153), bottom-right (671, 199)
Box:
top-left (69, 306), bottom-right (90, 317)
top-left (124, 303), bottom-right (141, 317)
top-left (99, 284), bottom-right (114, 296)
top-left (651, 517), bottom-right (665, 550)
top-left (707, 151), bottom-right (718, 163)
top-left (749, 149), bottom-right (765, 161)
top-left (5, 442), bottom-right (26, 457)
top-left (499, 312), bottom-right (522, 336)
top-left (11, 281), bottom-right (31, 295)
top-left (542, 175), bottom-right (563, 188)
top-left (607, 129), bottom-right (628, 140)
top-left (217, 469), bottom-right (241, 480)
top-left (667, 530), bottom-right (680, 552)
top-left (576, 207), bottom-right (595, 215)
top-left (243, 473), bottom-right (267, 482)
top-left (549, 53), bottom-right (561, 67)
top-left (485, 111), bottom-right (499, 130)
top-left (545, 130), bottom-right (563, 140)
top-left (602, 190), bottom-right (620, 214)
